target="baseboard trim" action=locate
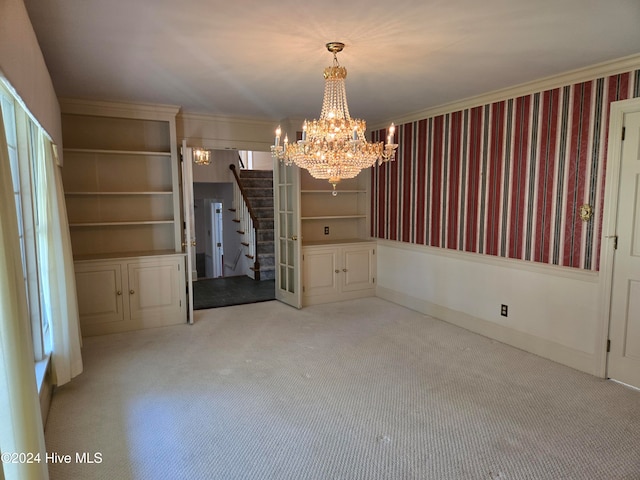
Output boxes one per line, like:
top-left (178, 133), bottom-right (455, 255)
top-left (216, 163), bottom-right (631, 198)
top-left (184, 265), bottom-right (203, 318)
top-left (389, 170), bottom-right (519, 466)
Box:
top-left (303, 289), bottom-right (375, 307)
top-left (376, 286), bottom-right (598, 376)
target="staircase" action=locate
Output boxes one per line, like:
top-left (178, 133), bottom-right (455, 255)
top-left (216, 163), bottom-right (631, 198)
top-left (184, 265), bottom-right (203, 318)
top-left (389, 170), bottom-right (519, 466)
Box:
top-left (235, 169), bottom-right (275, 281)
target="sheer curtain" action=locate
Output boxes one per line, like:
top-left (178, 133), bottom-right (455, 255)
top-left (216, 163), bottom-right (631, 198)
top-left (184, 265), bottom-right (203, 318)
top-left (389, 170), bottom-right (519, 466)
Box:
top-left (0, 96), bottom-right (48, 480)
top-left (34, 129), bottom-right (83, 386)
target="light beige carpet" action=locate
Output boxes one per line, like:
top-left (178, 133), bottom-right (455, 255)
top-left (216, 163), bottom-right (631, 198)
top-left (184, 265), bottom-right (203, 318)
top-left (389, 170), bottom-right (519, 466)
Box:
top-left (45, 298), bottom-right (640, 479)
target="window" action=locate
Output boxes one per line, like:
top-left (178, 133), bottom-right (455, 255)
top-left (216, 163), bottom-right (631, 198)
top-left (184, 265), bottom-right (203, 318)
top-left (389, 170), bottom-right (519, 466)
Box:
top-left (1, 82), bottom-right (52, 361)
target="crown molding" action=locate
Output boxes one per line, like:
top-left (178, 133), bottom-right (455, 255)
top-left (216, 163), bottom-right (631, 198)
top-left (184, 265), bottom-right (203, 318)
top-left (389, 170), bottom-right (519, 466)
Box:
top-left (58, 97), bottom-right (180, 119)
top-left (372, 53), bottom-right (640, 129)
top-left (178, 111), bottom-right (276, 127)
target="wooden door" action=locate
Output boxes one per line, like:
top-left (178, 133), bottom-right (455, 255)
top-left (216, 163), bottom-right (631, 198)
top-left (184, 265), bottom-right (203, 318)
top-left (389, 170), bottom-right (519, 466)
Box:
top-left (608, 110), bottom-right (640, 388)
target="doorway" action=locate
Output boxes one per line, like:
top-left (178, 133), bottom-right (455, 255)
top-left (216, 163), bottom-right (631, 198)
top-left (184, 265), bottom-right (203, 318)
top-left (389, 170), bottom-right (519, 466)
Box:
top-left (193, 183), bottom-right (237, 280)
top-left (190, 149), bottom-right (275, 310)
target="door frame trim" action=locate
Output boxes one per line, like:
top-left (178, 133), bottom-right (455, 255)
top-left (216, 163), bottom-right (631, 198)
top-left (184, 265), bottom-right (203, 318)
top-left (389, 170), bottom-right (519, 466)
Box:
top-left (597, 97), bottom-right (640, 377)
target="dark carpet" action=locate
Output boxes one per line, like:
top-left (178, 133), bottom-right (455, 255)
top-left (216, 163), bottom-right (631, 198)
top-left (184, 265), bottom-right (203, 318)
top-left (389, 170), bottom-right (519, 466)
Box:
top-left (193, 275), bottom-right (275, 310)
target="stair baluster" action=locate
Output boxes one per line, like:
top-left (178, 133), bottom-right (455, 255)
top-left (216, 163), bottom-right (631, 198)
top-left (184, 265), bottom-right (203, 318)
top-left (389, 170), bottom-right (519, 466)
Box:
top-left (230, 164), bottom-right (260, 280)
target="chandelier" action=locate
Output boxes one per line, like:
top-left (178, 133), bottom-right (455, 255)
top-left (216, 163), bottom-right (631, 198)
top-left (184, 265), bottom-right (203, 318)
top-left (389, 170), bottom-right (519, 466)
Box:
top-left (271, 42), bottom-right (398, 191)
top-left (193, 148), bottom-right (211, 165)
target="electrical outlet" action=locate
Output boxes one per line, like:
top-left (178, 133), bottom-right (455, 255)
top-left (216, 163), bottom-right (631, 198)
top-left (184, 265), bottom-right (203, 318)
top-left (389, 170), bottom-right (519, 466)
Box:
top-left (324, 226), bottom-right (329, 235)
top-left (501, 304), bottom-right (508, 317)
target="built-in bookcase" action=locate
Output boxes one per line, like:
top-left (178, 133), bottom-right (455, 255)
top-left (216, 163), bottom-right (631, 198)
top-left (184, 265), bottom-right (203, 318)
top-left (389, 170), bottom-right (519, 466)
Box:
top-left (60, 100), bottom-right (181, 260)
top-left (60, 99), bottom-right (186, 336)
top-left (300, 169), bottom-right (370, 245)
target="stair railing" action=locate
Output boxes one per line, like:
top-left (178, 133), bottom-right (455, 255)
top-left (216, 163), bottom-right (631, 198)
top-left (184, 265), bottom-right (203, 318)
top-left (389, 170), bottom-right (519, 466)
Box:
top-left (229, 164), bottom-right (260, 280)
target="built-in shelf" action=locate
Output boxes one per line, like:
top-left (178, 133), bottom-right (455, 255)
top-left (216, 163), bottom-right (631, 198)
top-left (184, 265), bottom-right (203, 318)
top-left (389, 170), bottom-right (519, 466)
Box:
top-left (64, 148), bottom-right (171, 156)
top-left (60, 101), bottom-right (186, 337)
top-left (302, 215), bottom-right (367, 220)
top-left (60, 105), bottom-right (182, 259)
top-left (301, 189), bottom-right (367, 194)
top-left (297, 168), bottom-right (370, 243)
top-left (72, 250), bottom-right (179, 262)
top-left (65, 191), bottom-right (173, 196)
top-left (302, 238), bottom-right (371, 246)
top-left (69, 220), bottom-right (174, 227)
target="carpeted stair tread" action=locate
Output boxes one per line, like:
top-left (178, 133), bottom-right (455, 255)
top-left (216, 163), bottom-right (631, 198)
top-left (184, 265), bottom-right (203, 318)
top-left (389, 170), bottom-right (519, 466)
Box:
top-left (236, 169), bottom-right (275, 281)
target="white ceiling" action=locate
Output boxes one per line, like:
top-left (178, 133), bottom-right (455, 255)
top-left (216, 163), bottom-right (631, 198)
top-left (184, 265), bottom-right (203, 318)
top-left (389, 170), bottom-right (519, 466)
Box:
top-left (24, 0), bottom-right (640, 126)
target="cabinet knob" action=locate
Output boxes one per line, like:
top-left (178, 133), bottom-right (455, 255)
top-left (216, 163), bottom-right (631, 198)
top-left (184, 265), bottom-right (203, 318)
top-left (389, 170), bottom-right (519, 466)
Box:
top-left (290, 235), bottom-right (298, 241)
top-left (116, 290), bottom-right (122, 296)
top-left (129, 289), bottom-right (135, 295)
top-left (342, 268), bottom-right (347, 272)
top-left (335, 269), bottom-right (340, 274)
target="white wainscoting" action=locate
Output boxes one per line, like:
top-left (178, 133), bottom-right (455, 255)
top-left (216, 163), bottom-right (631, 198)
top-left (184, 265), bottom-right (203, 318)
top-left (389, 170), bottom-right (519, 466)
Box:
top-left (375, 239), bottom-right (602, 376)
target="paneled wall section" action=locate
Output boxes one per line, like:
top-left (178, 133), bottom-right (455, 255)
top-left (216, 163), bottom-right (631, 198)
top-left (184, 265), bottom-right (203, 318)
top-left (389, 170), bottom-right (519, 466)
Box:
top-left (372, 70), bottom-right (640, 270)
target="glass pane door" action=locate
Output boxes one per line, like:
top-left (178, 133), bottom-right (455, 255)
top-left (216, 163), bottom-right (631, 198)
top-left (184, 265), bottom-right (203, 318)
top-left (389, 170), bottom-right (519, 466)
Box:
top-left (274, 160), bottom-right (301, 308)
top-left (181, 141), bottom-right (195, 324)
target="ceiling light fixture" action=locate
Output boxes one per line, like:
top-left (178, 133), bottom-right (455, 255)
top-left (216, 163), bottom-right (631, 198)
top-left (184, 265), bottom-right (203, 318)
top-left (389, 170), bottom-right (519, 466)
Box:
top-left (193, 147), bottom-right (211, 165)
top-left (271, 42), bottom-right (397, 193)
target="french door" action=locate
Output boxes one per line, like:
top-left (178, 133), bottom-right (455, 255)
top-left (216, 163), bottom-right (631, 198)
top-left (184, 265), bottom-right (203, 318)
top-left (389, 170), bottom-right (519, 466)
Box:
top-left (181, 140), bottom-right (195, 324)
top-left (274, 160), bottom-right (302, 308)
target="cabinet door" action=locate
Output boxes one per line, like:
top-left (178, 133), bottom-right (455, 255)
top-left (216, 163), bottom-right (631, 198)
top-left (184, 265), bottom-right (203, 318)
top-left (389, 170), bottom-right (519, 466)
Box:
top-left (341, 245), bottom-right (375, 293)
top-left (303, 248), bottom-right (339, 297)
top-left (128, 259), bottom-right (183, 325)
top-left (75, 262), bottom-right (124, 325)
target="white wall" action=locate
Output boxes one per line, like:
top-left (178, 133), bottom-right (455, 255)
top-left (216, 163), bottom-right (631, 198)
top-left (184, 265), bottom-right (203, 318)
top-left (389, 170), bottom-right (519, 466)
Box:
top-left (178, 112), bottom-right (275, 152)
top-left (0, 0), bottom-right (62, 147)
top-left (376, 240), bottom-right (602, 375)
top-left (192, 149), bottom-right (238, 183)
top-left (245, 151), bottom-right (273, 170)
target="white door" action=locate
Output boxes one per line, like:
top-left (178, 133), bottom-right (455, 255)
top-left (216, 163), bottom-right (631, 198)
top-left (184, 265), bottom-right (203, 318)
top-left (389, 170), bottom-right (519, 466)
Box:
top-left (274, 161), bottom-right (302, 308)
top-left (212, 202), bottom-right (224, 278)
top-left (181, 140), bottom-right (195, 325)
top-left (607, 109), bottom-right (640, 388)
top-left (204, 198), bottom-right (214, 278)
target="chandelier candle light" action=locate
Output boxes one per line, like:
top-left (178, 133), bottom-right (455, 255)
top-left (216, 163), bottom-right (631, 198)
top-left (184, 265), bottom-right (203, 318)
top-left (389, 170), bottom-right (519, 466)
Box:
top-left (271, 42), bottom-right (398, 193)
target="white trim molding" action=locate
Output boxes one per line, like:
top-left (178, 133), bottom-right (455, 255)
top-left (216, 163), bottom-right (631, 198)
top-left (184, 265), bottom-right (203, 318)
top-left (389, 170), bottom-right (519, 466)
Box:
top-left (372, 53), bottom-right (640, 129)
top-left (374, 239), bottom-right (602, 376)
top-left (59, 97), bottom-right (180, 119)
top-left (377, 286), bottom-right (597, 375)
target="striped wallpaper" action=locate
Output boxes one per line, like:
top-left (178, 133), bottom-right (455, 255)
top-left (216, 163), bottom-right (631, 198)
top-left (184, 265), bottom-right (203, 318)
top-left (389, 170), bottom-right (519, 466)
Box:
top-left (371, 70), bottom-right (640, 270)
